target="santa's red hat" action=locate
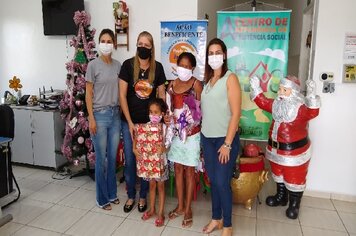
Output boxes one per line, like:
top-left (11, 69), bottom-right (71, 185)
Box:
top-left (280, 75), bottom-right (301, 91)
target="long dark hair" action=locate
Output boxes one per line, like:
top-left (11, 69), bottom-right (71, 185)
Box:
top-left (98, 28), bottom-right (115, 43)
top-left (204, 38), bottom-right (228, 84)
top-left (177, 52), bottom-right (197, 67)
top-left (148, 98), bottom-right (168, 114)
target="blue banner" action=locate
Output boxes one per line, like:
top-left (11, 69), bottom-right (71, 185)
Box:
top-left (161, 20), bottom-right (208, 81)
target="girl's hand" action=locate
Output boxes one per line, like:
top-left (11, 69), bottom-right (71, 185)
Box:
top-left (163, 114), bottom-right (171, 125)
top-left (133, 148), bottom-right (139, 157)
top-left (218, 145), bottom-right (230, 164)
top-left (88, 117), bottom-right (96, 135)
top-left (158, 144), bottom-right (166, 154)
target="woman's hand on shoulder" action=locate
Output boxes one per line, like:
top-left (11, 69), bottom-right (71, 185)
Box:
top-left (193, 78), bottom-right (203, 101)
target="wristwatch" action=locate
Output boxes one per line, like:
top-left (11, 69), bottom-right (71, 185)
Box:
top-left (223, 142), bottom-right (232, 150)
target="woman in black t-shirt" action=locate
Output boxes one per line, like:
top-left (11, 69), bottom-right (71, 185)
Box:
top-left (119, 31), bottom-right (166, 213)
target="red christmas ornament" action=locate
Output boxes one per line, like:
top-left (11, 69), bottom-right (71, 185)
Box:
top-left (243, 144), bottom-right (261, 157)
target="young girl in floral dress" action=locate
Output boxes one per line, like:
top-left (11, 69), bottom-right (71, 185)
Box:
top-left (133, 98), bottom-right (168, 227)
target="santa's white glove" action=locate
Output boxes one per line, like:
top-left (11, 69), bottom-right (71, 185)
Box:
top-left (305, 79), bottom-right (321, 108)
top-left (249, 76), bottom-right (263, 100)
top-left (306, 79), bottom-right (316, 97)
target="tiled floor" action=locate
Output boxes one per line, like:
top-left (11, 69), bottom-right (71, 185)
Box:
top-left (1, 165), bottom-right (356, 236)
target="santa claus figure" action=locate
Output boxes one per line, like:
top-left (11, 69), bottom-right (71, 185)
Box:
top-left (250, 75), bottom-right (321, 219)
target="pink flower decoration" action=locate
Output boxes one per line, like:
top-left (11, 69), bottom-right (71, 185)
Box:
top-left (73, 11), bottom-right (91, 27)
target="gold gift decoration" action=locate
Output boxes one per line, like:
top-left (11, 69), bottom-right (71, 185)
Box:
top-left (231, 155), bottom-right (268, 210)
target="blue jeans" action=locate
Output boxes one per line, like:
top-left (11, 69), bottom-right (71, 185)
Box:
top-left (91, 106), bottom-right (121, 207)
top-left (121, 120), bottom-right (149, 200)
top-left (201, 133), bottom-right (239, 227)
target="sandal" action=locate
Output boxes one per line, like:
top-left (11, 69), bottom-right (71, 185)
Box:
top-left (141, 211), bottom-right (155, 221)
top-left (97, 203), bottom-right (112, 211)
top-left (168, 209), bottom-right (184, 220)
top-left (110, 198), bottom-right (120, 205)
top-left (202, 219), bottom-right (223, 234)
top-left (182, 218), bottom-right (193, 228)
top-left (154, 216), bottom-right (165, 227)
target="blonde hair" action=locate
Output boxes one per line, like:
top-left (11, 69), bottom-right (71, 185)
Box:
top-left (133, 31), bottom-right (156, 84)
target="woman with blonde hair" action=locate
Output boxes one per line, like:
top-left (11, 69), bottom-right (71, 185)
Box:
top-left (119, 31), bottom-right (166, 213)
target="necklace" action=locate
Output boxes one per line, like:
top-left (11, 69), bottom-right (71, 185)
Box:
top-left (204, 81), bottom-right (213, 94)
top-left (205, 77), bottom-right (219, 94)
top-left (140, 68), bottom-right (147, 77)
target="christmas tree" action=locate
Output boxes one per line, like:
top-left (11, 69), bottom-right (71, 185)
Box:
top-left (60, 11), bottom-right (97, 167)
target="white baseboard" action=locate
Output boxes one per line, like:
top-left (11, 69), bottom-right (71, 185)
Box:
top-left (304, 190), bottom-right (356, 202)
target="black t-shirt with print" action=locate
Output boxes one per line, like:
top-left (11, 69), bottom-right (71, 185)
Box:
top-left (119, 57), bottom-right (166, 124)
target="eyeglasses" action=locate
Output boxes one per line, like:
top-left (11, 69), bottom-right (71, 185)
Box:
top-left (137, 43), bottom-right (152, 49)
top-left (208, 50), bottom-right (223, 56)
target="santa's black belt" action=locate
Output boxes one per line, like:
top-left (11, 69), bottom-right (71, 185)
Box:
top-left (268, 137), bottom-right (308, 151)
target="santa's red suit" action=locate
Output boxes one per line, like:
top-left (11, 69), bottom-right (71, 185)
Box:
top-left (250, 75), bottom-right (321, 219)
top-left (253, 93), bottom-right (319, 191)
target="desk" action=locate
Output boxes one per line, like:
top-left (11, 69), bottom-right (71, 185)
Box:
top-left (0, 137), bottom-right (13, 227)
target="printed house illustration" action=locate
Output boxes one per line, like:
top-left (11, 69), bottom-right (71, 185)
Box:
top-left (249, 61), bottom-right (272, 92)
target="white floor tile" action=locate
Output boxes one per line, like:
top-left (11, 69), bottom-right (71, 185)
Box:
top-left (58, 188), bottom-right (96, 210)
top-left (232, 200), bottom-right (257, 218)
top-left (80, 181), bottom-right (95, 191)
top-left (338, 212), bottom-right (356, 234)
top-left (3, 198), bottom-right (53, 224)
top-left (52, 176), bottom-right (90, 188)
top-left (112, 218), bottom-right (164, 236)
top-left (302, 226), bottom-right (348, 236)
top-left (12, 225), bottom-right (62, 236)
top-left (27, 183), bottom-right (77, 203)
top-left (26, 169), bottom-right (57, 183)
top-left (3, 166), bottom-right (356, 236)
top-left (211, 215), bottom-right (257, 236)
top-left (256, 219), bottom-right (302, 236)
top-left (0, 222), bottom-right (24, 236)
top-left (18, 178), bottom-right (49, 192)
top-left (299, 206), bottom-right (346, 232)
top-left (333, 199), bottom-right (356, 214)
top-left (28, 205), bottom-right (87, 233)
top-left (161, 226), bottom-right (204, 236)
top-left (12, 166), bottom-right (38, 179)
top-left (65, 211), bottom-right (124, 236)
top-left (256, 202), bottom-right (299, 224)
top-left (301, 196), bottom-right (335, 210)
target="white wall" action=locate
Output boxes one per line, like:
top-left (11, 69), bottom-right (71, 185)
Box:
top-left (0, 0), bottom-right (198, 96)
top-left (306, 0), bottom-right (356, 199)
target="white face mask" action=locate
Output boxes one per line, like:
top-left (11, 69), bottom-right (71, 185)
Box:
top-left (208, 54), bottom-right (224, 70)
top-left (176, 66), bottom-right (193, 82)
top-left (98, 43), bottom-right (113, 56)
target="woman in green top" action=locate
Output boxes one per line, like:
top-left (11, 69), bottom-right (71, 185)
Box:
top-left (200, 38), bottom-right (241, 236)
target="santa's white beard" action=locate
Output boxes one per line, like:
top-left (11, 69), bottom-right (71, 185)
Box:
top-left (272, 94), bottom-right (304, 123)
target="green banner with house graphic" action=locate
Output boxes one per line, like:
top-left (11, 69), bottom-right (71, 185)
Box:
top-left (217, 11), bottom-right (291, 141)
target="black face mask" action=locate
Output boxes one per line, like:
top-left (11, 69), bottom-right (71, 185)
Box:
top-left (137, 47), bottom-right (152, 59)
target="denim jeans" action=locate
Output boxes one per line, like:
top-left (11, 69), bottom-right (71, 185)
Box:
top-left (201, 133), bottom-right (239, 227)
top-left (121, 120), bottom-right (149, 200)
top-left (91, 106), bottom-right (121, 207)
